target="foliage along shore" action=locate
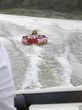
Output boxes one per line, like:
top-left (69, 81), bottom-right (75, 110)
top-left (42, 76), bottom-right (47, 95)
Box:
top-left (0, 8), bottom-right (82, 20)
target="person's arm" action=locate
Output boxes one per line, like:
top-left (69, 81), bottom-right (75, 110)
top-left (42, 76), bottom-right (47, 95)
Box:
top-left (0, 45), bottom-right (16, 110)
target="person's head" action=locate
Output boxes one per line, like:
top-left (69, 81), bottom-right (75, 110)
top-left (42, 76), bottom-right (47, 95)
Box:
top-left (32, 30), bottom-right (38, 35)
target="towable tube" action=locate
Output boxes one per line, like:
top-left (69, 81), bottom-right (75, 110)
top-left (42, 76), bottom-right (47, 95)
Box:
top-left (21, 35), bottom-right (48, 45)
top-left (14, 87), bottom-right (82, 110)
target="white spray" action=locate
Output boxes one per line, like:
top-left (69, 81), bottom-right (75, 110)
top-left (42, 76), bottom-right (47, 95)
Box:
top-left (22, 45), bottom-right (43, 89)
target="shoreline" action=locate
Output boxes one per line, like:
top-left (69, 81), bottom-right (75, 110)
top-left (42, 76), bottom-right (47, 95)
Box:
top-left (0, 8), bottom-right (82, 20)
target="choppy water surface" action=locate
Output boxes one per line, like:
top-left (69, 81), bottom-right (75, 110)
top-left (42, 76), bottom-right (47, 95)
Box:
top-left (0, 14), bottom-right (82, 90)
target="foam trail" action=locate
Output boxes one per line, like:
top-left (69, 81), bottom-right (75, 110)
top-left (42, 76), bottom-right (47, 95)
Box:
top-left (22, 45), bottom-right (43, 89)
top-left (56, 46), bottom-right (73, 86)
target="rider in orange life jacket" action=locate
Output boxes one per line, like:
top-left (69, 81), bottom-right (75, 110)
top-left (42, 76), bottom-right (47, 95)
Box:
top-left (28, 30), bottom-right (44, 39)
top-left (28, 30), bottom-right (38, 39)
top-left (0, 44), bottom-right (16, 110)
top-left (27, 30), bottom-right (47, 45)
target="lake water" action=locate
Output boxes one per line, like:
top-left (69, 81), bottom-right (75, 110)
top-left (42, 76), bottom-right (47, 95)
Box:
top-left (0, 14), bottom-right (82, 90)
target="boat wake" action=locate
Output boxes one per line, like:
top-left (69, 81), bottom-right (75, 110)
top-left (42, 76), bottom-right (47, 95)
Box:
top-left (0, 14), bottom-right (82, 90)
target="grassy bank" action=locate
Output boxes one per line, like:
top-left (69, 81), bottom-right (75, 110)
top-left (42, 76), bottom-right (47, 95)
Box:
top-left (0, 8), bottom-right (82, 20)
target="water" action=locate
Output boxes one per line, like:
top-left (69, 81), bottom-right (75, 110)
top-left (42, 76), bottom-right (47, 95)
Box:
top-left (0, 14), bottom-right (82, 90)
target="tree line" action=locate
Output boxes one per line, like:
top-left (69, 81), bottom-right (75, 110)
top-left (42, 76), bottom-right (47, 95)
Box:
top-left (0, 0), bottom-right (82, 12)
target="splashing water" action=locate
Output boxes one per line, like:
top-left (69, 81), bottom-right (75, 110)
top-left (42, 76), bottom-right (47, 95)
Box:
top-left (21, 45), bottom-right (43, 89)
top-left (0, 14), bottom-right (82, 90)
top-left (55, 46), bottom-right (72, 86)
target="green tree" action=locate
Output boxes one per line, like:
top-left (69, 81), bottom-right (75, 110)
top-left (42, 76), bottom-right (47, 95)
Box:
top-left (78, 0), bottom-right (82, 10)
